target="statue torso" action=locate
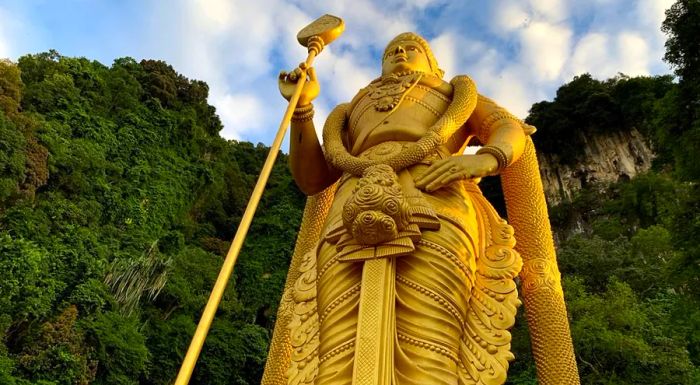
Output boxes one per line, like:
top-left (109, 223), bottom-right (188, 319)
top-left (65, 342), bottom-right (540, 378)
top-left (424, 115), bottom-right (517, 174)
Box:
top-left (347, 73), bottom-right (454, 155)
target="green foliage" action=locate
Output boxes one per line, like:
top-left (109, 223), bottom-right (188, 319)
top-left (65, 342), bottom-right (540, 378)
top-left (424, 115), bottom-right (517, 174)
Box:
top-left (0, 328), bottom-right (17, 385)
top-left (526, 74), bottom-right (674, 165)
top-left (194, 322), bottom-right (268, 385)
top-left (85, 312), bottom-right (147, 385)
top-left (0, 59), bottom-right (22, 115)
top-left (104, 242), bottom-right (170, 316)
top-left (16, 306), bottom-right (95, 385)
top-left (565, 278), bottom-right (696, 384)
top-left (0, 51), bottom-right (303, 384)
top-left (661, 0), bottom-right (700, 180)
top-left (0, 112), bottom-right (27, 202)
top-left (526, 168), bottom-right (700, 383)
top-left (663, 0), bottom-right (700, 87)
top-left (0, 235), bottom-right (60, 320)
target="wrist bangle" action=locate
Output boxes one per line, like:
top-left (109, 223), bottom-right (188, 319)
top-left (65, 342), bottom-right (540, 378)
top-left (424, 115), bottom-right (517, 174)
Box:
top-left (476, 145), bottom-right (509, 172)
top-left (292, 104), bottom-right (314, 123)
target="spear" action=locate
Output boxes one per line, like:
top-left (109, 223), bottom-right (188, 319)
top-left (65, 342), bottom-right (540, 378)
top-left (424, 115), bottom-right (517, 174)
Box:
top-left (173, 14), bottom-right (344, 385)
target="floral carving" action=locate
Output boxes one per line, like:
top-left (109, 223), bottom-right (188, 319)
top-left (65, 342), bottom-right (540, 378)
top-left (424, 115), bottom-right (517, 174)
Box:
top-left (342, 164), bottom-right (411, 245)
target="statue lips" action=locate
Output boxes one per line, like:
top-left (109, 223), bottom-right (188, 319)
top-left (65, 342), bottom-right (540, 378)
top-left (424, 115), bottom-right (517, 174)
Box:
top-left (393, 54), bottom-right (408, 63)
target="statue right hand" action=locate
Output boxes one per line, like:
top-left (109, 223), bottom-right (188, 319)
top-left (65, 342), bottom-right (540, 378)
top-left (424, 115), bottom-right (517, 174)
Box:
top-left (278, 66), bottom-right (320, 106)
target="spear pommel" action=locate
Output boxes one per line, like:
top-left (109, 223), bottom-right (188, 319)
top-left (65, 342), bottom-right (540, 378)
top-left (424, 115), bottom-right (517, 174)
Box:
top-left (297, 14), bottom-right (345, 56)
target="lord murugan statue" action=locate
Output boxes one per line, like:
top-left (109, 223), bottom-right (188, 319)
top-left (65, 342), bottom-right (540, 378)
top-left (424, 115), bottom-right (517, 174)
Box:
top-left (261, 31), bottom-right (580, 385)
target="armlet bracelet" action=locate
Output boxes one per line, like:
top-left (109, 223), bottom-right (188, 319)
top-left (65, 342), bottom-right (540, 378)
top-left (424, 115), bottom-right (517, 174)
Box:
top-left (292, 104), bottom-right (315, 123)
top-left (476, 145), bottom-right (509, 172)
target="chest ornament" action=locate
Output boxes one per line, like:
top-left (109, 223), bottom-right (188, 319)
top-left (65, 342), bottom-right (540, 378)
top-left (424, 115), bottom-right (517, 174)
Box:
top-left (366, 72), bottom-right (422, 112)
top-left (323, 75), bottom-right (478, 177)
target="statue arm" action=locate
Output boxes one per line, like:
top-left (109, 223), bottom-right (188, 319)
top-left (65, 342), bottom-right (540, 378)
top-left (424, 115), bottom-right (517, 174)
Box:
top-left (288, 106), bottom-right (342, 195)
top-left (280, 66), bottom-right (342, 195)
top-left (415, 93), bottom-right (530, 192)
top-left (467, 94), bottom-right (532, 167)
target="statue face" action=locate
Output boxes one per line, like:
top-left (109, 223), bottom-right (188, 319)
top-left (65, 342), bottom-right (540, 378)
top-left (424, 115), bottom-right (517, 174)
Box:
top-left (381, 40), bottom-right (432, 76)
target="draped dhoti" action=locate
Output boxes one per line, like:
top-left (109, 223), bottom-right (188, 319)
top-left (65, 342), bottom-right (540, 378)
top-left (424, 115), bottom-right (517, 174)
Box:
top-left (314, 168), bottom-right (480, 385)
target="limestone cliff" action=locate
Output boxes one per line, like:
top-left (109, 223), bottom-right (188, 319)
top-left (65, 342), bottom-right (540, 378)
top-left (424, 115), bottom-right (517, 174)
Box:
top-left (537, 128), bottom-right (654, 206)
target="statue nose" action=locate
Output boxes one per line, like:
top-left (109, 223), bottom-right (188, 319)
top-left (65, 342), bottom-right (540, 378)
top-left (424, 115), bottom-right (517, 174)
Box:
top-left (395, 45), bottom-right (406, 54)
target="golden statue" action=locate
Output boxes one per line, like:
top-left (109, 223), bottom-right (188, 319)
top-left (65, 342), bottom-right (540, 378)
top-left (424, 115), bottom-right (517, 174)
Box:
top-left (262, 31), bottom-right (580, 385)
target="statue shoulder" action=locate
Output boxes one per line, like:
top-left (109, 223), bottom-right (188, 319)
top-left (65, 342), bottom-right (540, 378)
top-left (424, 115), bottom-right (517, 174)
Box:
top-left (420, 74), bottom-right (477, 100)
top-left (347, 83), bottom-right (373, 115)
top-left (418, 74), bottom-right (454, 97)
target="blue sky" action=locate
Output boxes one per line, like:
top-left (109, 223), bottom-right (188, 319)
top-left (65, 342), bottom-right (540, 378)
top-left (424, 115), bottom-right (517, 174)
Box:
top-left (0, 0), bottom-right (674, 146)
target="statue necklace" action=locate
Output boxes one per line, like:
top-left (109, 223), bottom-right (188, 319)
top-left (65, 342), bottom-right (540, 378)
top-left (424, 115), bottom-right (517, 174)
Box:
top-left (366, 71), bottom-right (423, 112)
top-left (323, 74), bottom-right (478, 176)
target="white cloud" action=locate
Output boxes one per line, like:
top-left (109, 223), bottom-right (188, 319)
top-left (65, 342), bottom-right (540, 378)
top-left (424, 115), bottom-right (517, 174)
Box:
top-left (493, 1), bottom-right (530, 33)
top-left (616, 32), bottom-right (650, 76)
top-left (636, 0), bottom-right (674, 72)
top-left (213, 93), bottom-right (266, 140)
top-left (567, 31), bottom-right (651, 79)
top-left (315, 49), bottom-right (375, 104)
top-left (519, 21), bottom-right (572, 81)
top-left (312, 101), bottom-right (330, 143)
top-left (194, 0), bottom-right (234, 31)
top-left (483, 66), bottom-right (536, 118)
top-left (492, 0), bottom-right (568, 34)
top-left (528, 0), bottom-right (568, 22)
top-left (380, 0), bottom-right (440, 9)
top-left (569, 32), bottom-right (612, 77)
top-left (0, 33), bottom-right (8, 59)
top-left (0, 7), bottom-right (18, 59)
top-left (462, 41), bottom-right (538, 118)
top-left (429, 33), bottom-right (457, 79)
top-left (637, 0), bottom-right (674, 31)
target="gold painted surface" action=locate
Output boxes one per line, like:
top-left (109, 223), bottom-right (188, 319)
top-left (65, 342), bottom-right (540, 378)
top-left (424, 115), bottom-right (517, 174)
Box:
top-left (501, 138), bottom-right (581, 385)
top-left (297, 15), bottom-right (345, 48)
top-left (262, 186), bottom-right (337, 385)
top-left (267, 30), bottom-right (580, 385)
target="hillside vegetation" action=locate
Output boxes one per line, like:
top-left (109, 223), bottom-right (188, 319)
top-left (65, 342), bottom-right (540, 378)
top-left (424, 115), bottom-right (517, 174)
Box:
top-left (0, 52), bottom-right (305, 384)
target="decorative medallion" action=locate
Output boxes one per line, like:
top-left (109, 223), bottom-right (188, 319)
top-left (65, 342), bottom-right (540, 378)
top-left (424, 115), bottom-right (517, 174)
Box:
top-left (359, 142), bottom-right (408, 162)
top-left (367, 72), bottom-right (422, 112)
top-left (342, 164), bottom-right (411, 245)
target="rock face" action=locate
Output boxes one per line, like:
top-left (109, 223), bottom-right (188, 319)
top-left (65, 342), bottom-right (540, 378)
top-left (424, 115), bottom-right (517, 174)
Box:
top-left (538, 128), bottom-right (654, 206)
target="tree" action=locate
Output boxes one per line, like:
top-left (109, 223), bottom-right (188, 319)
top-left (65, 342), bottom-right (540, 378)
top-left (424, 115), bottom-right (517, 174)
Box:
top-left (662, 0), bottom-right (700, 179)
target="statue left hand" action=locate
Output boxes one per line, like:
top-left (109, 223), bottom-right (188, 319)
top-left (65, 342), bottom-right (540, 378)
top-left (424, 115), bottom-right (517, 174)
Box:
top-left (415, 154), bottom-right (499, 192)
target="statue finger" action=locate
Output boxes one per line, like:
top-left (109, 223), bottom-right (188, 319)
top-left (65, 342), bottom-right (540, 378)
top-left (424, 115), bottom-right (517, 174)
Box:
top-left (425, 171), bottom-right (452, 192)
top-left (415, 168), bottom-right (439, 188)
top-left (308, 67), bottom-right (317, 82)
top-left (415, 159), bottom-right (449, 182)
top-left (279, 70), bottom-right (288, 80)
top-left (415, 161), bottom-right (452, 187)
top-left (415, 168), bottom-right (444, 188)
top-left (425, 170), bottom-right (465, 192)
top-left (293, 68), bottom-right (304, 81)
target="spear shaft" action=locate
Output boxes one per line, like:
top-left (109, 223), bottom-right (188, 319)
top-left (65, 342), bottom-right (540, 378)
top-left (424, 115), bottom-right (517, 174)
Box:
top-left (173, 14), bottom-right (344, 384)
